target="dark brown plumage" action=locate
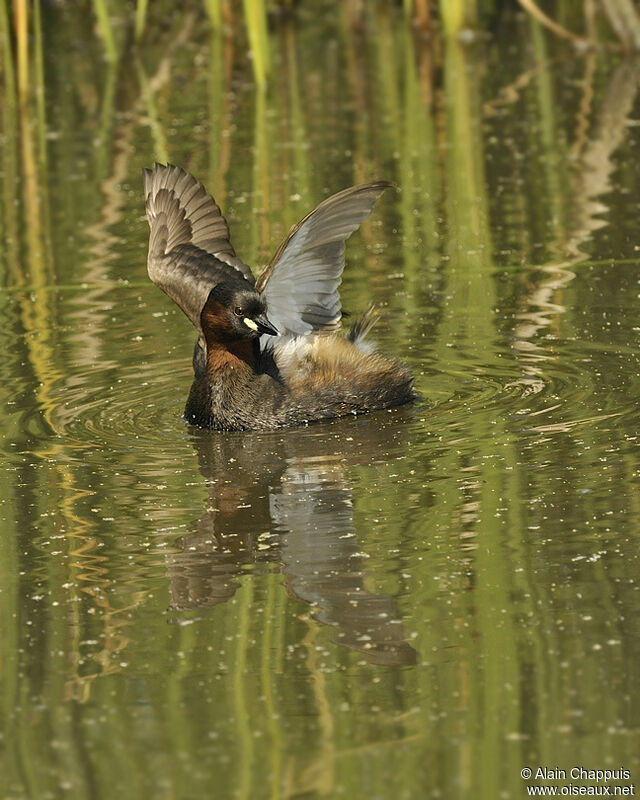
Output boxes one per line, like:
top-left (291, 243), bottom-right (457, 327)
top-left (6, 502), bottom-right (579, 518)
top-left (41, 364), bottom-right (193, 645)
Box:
top-left (143, 164), bottom-right (415, 431)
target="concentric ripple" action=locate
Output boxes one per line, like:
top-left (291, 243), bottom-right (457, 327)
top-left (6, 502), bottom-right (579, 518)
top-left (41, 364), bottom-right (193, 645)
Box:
top-left (49, 357), bottom-right (194, 450)
top-left (403, 329), bottom-right (640, 448)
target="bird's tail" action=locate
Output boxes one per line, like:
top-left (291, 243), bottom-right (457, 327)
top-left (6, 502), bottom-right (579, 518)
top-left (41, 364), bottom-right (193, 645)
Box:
top-left (347, 304), bottom-right (381, 349)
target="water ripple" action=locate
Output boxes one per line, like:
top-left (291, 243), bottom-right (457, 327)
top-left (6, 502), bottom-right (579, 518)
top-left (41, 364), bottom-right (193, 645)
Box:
top-left (49, 358), bottom-right (193, 450)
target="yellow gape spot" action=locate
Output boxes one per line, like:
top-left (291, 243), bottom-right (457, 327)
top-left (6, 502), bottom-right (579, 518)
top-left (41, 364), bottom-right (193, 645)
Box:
top-left (243, 318), bottom-right (258, 332)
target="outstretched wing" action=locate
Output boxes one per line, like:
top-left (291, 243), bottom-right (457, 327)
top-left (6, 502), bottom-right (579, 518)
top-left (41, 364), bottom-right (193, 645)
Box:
top-left (255, 182), bottom-right (392, 342)
top-left (143, 164), bottom-right (254, 331)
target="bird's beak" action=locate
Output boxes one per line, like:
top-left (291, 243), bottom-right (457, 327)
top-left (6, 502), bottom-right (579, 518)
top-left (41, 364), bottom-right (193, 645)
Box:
top-left (255, 313), bottom-right (278, 336)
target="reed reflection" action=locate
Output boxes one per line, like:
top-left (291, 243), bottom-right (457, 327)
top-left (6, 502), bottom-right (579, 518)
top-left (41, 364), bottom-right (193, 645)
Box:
top-left (166, 415), bottom-right (417, 666)
top-left (510, 57), bottom-right (640, 392)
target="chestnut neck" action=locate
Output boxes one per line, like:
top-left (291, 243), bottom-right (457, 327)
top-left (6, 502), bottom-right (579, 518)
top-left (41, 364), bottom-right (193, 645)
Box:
top-left (201, 297), bottom-right (257, 373)
top-left (205, 337), bottom-right (256, 372)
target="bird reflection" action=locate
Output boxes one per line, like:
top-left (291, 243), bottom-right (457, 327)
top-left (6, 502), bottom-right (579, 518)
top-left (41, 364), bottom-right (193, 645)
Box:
top-left (165, 412), bottom-right (417, 665)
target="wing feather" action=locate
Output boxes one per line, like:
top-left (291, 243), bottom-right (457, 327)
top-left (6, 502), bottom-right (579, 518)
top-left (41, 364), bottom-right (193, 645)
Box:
top-left (144, 164), bottom-right (255, 332)
top-left (256, 182), bottom-right (391, 342)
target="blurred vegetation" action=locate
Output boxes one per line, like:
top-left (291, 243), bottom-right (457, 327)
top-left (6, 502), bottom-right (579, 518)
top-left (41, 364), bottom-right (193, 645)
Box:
top-left (104, 0), bottom-right (640, 69)
top-left (4, 1), bottom-right (640, 93)
top-left (95, 0), bottom-right (640, 69)
top-left (2, 1), bottom-right (640, 798)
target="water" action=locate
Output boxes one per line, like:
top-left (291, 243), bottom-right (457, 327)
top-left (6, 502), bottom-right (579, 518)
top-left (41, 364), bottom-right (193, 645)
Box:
top-left (2, 5), bottom-right (640, 799)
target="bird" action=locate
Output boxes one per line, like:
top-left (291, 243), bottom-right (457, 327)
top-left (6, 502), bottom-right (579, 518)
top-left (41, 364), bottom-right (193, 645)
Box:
top-left (142, 164), bottom-right (415, 431)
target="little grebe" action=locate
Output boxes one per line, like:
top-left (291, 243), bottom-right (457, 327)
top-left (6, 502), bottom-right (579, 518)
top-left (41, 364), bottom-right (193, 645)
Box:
top-left (143, 164), bottom-right (415, 431)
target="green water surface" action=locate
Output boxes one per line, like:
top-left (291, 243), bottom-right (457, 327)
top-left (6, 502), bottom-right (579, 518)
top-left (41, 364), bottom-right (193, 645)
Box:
top-left (1, 5), bottom-right (640, 799)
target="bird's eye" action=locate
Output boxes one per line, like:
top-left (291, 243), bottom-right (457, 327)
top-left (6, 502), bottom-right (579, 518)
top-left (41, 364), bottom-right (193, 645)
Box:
top-left (234, 307), bottom-right (244, 317)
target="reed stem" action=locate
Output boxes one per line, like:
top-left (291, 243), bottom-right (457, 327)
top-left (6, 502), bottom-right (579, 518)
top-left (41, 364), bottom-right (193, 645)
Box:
top-left (13, 0), bottom-right (29, 103)
top-left (439, 0), bottom-right (476, 35)
top-left (204, 0), bottom-right (222, 29)
top-left (92, 0), bottom-right (117, 61)
top-left (135, 0), bottom-right (148, 42)
top-left (242, 0), bottom-right (270, 86)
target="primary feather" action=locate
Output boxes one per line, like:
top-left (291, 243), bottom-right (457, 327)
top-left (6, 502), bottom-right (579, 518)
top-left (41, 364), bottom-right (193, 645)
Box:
top-left (256, 182), bottom-right (391, 342)
top-left (143, 164), bottom-right (254, 333)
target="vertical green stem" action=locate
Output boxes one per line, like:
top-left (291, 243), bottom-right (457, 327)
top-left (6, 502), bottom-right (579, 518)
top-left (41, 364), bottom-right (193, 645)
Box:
top-left (135, 0), bottom-right (148, 42)
top-left (137, 59), bottom-right (169, 163)
top-left (13, 0), bottom-right (29, 103)
top-left (92, 0), bottom-right (117, 61)
top-left (0, 0), bottom-right (19, 282)
top-left (242, 0), bottom-right (270, 86)
top-left (233, 578), bottom-right (254, 800)
top-left (439, 0), bottom-right (476, 35)
top-left (32, 0), bottom-right (46, 170)
top-left (204, 0), bottom-right (222, 29)
top-left (261, 573), bottom-right (282, 800)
